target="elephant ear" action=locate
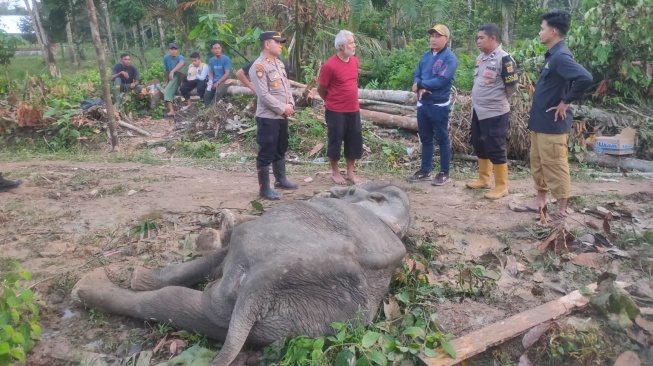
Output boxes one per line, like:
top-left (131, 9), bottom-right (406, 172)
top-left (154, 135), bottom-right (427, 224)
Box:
top-left (367, 192), bottom-right (387, 204)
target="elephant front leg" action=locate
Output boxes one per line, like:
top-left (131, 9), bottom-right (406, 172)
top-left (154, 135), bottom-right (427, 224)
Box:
top-left (73, 268), bottom-right (228, 341)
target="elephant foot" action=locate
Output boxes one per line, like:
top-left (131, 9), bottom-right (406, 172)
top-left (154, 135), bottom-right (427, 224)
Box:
top-left (71, 268), bottom-right (118, 306)
top-left (130, 266), bottom-right (162, 291)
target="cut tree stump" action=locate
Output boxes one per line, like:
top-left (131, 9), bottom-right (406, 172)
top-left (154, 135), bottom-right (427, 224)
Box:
top-left (419, 281), bottom-right (630, 366)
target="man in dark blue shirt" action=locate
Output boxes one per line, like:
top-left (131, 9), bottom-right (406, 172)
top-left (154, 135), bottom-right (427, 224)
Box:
top-left (408, 24), bottom-right (458, 186)
top-left (526, 10), bottom-right (592, 218)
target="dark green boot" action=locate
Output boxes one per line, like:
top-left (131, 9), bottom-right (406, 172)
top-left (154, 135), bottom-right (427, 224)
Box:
top-left (273, 159), bottom-right (299, 190)
top-left (257, 166), bottom-right (281, 200)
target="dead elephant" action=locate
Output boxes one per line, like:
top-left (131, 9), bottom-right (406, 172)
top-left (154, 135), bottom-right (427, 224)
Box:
top-left (72, 183), bottom-right (410, 366)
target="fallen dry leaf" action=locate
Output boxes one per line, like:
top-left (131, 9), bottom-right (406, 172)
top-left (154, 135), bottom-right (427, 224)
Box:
top-left (522, 322), bottom-right (552, 349)
top-left (169, 339), bottom-right (186, 356)
top-left (571, 253), bottom-right (607, 269)
top-left (383, 296), bottom-right (401, 321)
top-left (613, 350), bottom-right (641, 366)
top-left (308, 142), bottom-right (324, 157)
top-left (539, 205), bottom-right (548, 225)
top-left (538, 232), bottom-right (556, 251)
top-left (153, 335), bottom-right (167, 354)
top-left (635, 316), bottom-right (653, 334)
top-left (414, 261), bottom-right (427, 272)
top-left (626, 329), bottom-right (651, 346)
top-left (404, 257), bottom-right (415, 272)
top-left (532, 270), bottom-right (545, 283)
top-left (603, 212), bottom-right (613, 237)
top-left (505, 255), bottom-right (526, 277)
top-left (585, 220), bottom-right (599, 230)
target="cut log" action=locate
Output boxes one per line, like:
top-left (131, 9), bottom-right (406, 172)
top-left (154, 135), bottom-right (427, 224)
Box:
top-left (360, 104), bottom-right (414, 116)
top-left (118, 120), bottom-right (151, 136)
top-left (584, 152), bottom-right (653, 173)
top-left (575, 105), bottom-right (638, 128)
top-left (360, 109), bottom-right (417, 131)
top-left (358, 89), bottom-right (416, 105)
top-left (359, 99), bottom-right (416, 111)
top-left (419, 281), bottom-right (630, 366)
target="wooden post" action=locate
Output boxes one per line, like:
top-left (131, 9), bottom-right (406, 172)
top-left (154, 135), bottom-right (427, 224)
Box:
top-left (85, 0), bottom-right (119, 151)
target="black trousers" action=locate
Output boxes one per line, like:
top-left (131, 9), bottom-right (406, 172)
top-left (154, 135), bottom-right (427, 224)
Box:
top-left (471, 110), bottom-right (510, 164)
top-left (325, 109), bottom-right (363, 161)
top-left (179, 79), bottom-right (207, 100)
top-left (256, 117), bottom-right (288, 168)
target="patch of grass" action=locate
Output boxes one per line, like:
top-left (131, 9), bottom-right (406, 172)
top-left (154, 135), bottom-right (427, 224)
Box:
top-left (98, 184), bottom-right (128, 196)
top-left (528, 324), bottom-right (624, 366)
top-left (88, 308), bottom-right (109, 327)
top-left (50, 272), bottom-right (80, 296)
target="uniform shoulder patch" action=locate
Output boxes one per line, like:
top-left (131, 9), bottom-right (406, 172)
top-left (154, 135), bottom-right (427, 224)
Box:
top-left (255, 65), bottom-right (264, 70)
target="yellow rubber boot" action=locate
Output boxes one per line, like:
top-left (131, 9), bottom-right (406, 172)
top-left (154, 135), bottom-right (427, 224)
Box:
top-left (466, 158), bottom-right (493, 189)
top-left (485, 163), bottom-right (508, 199)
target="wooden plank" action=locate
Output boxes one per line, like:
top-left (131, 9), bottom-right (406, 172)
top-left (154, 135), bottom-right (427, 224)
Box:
top-left (419, 281), bottom-right (630, 366)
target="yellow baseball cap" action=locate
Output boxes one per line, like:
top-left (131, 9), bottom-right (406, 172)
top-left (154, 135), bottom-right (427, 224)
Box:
top-left (428, 24), bottom-right (450, 38)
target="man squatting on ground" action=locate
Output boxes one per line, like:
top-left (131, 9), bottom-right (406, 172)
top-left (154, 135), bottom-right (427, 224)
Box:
top-left (526, 10), bottom-right (592, 218)
top-left (163, 43), bottom-right (185, 117)
top-left (249, 31), bottom-right (298, 200)
top-left (408, 24), bottom-right (458, 186)
top-left (317, 30), bottom-right (364, 185)
top-left (179, 52), bottom-right (209, 110)
top-left (111, 53), bottom-right (142, 94)
top-left (205, 41), bottom-right (232, 108)
top-left (466, 23), bottom-right (519, 199)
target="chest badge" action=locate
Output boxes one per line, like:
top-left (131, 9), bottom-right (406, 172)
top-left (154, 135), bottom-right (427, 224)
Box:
top-left (256, 71), bottom-right (263, 78)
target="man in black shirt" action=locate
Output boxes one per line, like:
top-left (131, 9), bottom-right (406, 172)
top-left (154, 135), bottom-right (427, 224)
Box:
top-left (111, 53), bottom-right (142, 94)
top-left (526, 10), bottom-right (592, 218)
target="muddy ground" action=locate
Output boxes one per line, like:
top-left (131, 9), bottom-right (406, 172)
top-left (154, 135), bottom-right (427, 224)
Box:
top-left (1, 144), bottom-right (653, 364)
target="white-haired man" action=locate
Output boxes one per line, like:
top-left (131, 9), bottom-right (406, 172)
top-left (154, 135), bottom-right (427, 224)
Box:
top-left (317, 30), bottom-right (363, 185)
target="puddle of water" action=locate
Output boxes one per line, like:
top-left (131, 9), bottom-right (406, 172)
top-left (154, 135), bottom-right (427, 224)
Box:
top-left (62, 308), bottom-right (77, 319)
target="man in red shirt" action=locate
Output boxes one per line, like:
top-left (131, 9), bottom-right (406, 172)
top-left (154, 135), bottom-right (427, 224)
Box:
top-left (317, 30), bottom-right (363, 185)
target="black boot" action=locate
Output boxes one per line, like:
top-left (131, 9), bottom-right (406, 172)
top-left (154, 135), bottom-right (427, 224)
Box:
top-left (272, 159), bottom-right (299, 190)
top-left (257, 166), bottom-right (281, 200)
top-left (0, 173), bottom-right (22, 193)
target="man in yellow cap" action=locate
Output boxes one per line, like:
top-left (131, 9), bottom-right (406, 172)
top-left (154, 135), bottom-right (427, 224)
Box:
top-left (249, 31), bottom-right (297, 200)
top-left (408, 24), bottom-right (458, 186)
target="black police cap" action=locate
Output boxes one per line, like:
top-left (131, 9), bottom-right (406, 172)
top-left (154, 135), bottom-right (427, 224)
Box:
top-left (260, 31), bottom-right (287, 43)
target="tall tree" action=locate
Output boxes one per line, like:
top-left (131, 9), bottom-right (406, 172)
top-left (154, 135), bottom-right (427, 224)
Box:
top-left (31, 0), bottom-right (54, 63)
top-left (22, 0), bottom-right (48, 64)
top-left (65, 0), bottom-right (78, 65)
top-left (100, 0), bottom-right (116, 63)
top-left (156, 17), bottom-right (165, 55)
top-left (494, 0), bottom-right (516, 45)
top-left (85, 0), bottom-right (119, 151)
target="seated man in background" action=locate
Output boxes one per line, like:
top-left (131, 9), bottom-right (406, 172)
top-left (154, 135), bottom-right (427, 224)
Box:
top-left (179, 52), bottom-right (209, 110)
top-left (204, 41), bottom-right (232, 107)
top-left (111, 53), bottom-right (142, 94)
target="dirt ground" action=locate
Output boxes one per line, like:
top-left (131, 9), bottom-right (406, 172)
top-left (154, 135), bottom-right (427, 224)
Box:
top-left (1, 157), bottom-right (653, 365)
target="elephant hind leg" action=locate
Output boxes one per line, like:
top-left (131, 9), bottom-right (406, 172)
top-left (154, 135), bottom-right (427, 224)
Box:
top-left (131, 248), bottom-right (229, 291)
top-left (73, 268), bottom-right (228, 341)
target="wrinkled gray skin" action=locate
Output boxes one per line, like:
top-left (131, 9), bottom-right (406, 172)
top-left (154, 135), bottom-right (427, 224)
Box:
top-left (72, 183), bottom-right (410, 366)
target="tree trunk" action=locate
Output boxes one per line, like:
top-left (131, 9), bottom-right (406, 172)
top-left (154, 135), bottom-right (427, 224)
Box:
top-left (100, 0), bottom-right (116, 64)
top-left (157, 18), bottom-right (166, 56)
top-left (23, 0), bottom-right (48, 65)
top-left (502, 13), bottom-right (510, 45)
top-left (139, 20), bottom-right (148, 49)
top-left (584, 152), bottom-right (653, 173)
top-left (85, 0), bottom-right (119, 151)
top-left (360, 109), bottom-right (417, 131)
top-left (65, 2), bottom-right (78, 65)
top-left (132, 25), bottom-right (138, 49)
top-left (31, 0), bottom-right (54, 64)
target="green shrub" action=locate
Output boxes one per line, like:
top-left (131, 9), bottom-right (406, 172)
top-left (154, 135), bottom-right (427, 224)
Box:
top-left (0, 263), bottom-right (41, 364)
